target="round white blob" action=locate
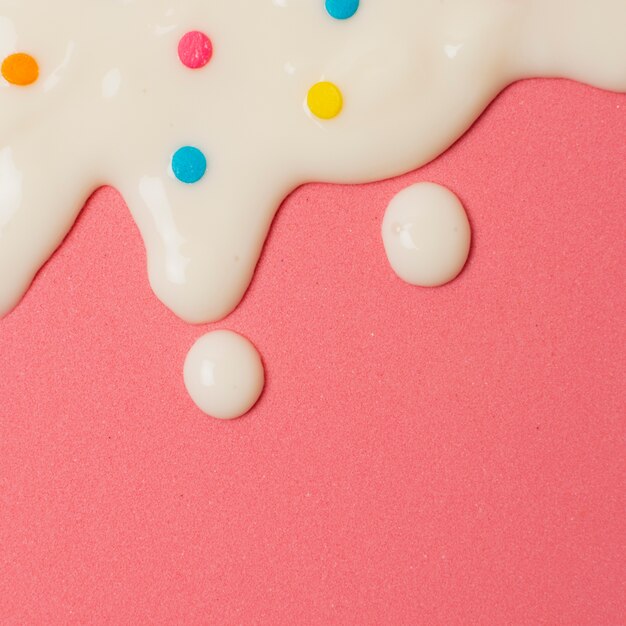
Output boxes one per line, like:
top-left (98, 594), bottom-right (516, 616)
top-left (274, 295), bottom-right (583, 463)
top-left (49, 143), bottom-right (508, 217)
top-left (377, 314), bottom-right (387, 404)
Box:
top-left (184, 330), bottom-right (265, 420)
top-left (382, 183), bottom-right (471, 287)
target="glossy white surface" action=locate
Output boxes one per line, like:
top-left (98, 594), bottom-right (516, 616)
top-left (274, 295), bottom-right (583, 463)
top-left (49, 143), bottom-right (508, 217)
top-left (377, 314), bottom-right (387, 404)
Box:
top-left (382, 183), bottom-right (471, 287)
top-left (1, 0), bottom-right (625, 322)
top-left (183, 330), bottom-right (264, 419)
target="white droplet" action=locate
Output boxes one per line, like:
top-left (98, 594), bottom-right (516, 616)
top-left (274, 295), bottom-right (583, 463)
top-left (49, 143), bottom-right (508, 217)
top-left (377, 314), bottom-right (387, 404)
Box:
top-left (184, 330), bottom-right (265, 420)
top-left (382, 183), bottom-right (471, 287)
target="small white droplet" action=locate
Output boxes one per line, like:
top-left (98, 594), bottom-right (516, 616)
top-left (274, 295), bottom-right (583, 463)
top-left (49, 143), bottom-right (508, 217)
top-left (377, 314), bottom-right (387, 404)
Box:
top-left (382, 183), bottom-right (471, 287)
top-left (184, 330), bottom-right (264, 420)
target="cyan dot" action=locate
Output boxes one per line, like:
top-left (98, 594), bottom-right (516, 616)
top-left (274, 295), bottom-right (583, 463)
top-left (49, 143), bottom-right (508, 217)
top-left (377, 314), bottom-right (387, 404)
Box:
top-left (325, 0), bottom-right (360, 20)
top-left (172, 146), bottom-right (207, 184)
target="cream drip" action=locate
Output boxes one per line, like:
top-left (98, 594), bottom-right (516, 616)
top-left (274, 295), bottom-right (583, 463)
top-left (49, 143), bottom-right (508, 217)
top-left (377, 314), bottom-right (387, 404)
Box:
top-left (0, 0), bottom-right (625, 323)
top-left (184, 330), bottom-right (264, 419)
top-left (382, 183), bottom-right (471, 288)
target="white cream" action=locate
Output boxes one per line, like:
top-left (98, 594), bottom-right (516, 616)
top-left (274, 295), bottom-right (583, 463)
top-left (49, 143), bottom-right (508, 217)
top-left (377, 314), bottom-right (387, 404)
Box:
top-left (0, 0), bottom-right (625, 323)
top-left (382, 183), bottom-right (471, 287)
top-left (183, 330), bottom-right (264, 419)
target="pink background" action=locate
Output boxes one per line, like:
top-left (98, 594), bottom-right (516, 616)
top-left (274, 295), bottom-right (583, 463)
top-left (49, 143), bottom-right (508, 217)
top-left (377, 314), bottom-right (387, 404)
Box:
top-left (1, 79), bottom-right (625, 624)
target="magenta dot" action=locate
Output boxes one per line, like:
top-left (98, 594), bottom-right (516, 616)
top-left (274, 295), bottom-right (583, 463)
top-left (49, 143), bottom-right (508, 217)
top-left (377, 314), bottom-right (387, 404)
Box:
top-left (178, 31), bottom-right (213, 69)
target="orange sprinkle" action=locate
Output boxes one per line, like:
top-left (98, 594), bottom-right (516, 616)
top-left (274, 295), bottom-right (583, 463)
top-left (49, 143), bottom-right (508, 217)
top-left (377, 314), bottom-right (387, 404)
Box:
top-left (1, 53), bottom-right (39, 86)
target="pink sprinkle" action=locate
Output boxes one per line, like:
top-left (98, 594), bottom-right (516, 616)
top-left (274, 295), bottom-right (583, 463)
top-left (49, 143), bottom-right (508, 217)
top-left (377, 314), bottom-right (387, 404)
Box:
top-left (178, 31), bottom-right (213, 69)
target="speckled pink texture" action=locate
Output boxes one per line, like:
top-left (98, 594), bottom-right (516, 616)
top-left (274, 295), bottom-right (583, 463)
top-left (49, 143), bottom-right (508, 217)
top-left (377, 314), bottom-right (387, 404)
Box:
top-left (1, 79), bottom-right (625, 624)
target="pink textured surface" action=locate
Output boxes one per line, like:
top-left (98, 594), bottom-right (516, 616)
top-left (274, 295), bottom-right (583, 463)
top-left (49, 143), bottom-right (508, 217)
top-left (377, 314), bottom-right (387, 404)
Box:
top-left (1, 80), bottom-right (625, 624)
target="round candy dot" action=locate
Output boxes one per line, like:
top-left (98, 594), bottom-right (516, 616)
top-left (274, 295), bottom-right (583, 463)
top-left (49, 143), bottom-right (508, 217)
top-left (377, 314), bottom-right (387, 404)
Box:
top-left (326, 0), bottom-right (360, 20)
top-left (171, 146), bottom-right (207, 184)
top-left (307, 81), bottom-right (343, 120)
top-left (184, 330), bottom-right (265, 420)
top-left (178, 31), bottom-right (213, 69)
top-left (1, 52), bottom-right (39, 86)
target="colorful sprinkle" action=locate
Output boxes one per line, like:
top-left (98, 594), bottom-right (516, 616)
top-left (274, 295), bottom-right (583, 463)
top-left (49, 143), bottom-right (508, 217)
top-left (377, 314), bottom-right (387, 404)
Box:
top-left (178, 31), bottom-right (213, 69)
top-left (325, 0), bottom-right (360, 20)
top-left (1, 53), bottom-right (39, 86)
top-left (172, 146), bottom-right (207, 184)
top-left (307, 81), bottom-right (344, 120)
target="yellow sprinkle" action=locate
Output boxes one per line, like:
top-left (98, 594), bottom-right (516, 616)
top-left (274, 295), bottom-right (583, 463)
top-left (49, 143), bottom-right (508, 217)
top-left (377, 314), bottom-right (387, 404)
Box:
top-left (307, 81), bottom-right (343, 120)
top-left (2, 52), bottom-right (39, 86)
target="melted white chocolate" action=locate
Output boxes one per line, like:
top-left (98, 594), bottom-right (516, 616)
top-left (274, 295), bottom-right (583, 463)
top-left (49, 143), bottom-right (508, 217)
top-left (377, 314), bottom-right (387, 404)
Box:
top-left (184, 330), bottom-right (264, 419)
top-left (382, 183), bottom-right (471, 287)
top-left (1, 0), bottom-right (625, 323)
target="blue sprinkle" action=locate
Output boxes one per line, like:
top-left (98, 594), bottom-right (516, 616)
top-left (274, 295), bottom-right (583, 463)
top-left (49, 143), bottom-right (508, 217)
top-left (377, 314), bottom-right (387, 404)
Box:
top-left (325, 0), bottom-right (359, 20)
top-left (171, 146), bottom-right (207, 184)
